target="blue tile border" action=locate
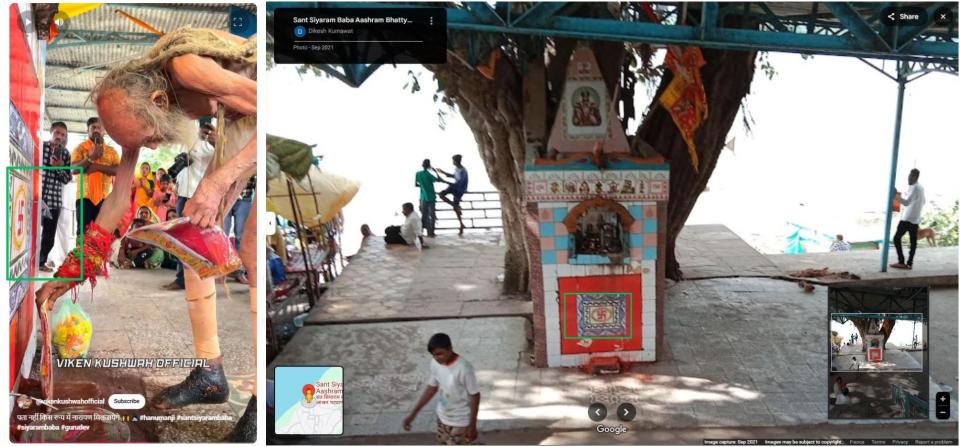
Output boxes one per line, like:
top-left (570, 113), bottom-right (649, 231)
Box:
top-left (643, 219), bottom-right (657, 233)
top-left (539, 222), bottom-right (555, 237)
top-left (542, 250), bottom-right (557, 265)
top-left (553, 207), bottom-right (568, 222)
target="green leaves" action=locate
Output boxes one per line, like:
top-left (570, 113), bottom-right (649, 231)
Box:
top-left (266, 134), bottom-right (316, 181)
top-left (921, 200), bottom-right (959, 246)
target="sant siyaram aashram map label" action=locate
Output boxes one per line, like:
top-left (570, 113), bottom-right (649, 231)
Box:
top-left (274, 366), bottom-right (344, 435)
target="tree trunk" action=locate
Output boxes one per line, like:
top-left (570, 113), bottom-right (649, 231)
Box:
top-left (880, 319), bottom-right (896, 350)
top-left (852, 319), bottom-right (871, 353)
top-left (851, 319), bottom-right (896, 352)
top-left (637, 47), bottom-right (758, 280)
top-left (426, 62), bottom-right (530, 295)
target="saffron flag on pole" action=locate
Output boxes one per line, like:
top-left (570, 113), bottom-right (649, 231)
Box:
top-left (659, 46), bottom-right (708, 173)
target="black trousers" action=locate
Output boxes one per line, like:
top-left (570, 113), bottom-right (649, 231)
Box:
top-left (893, 220), bottom-right (919, 265)
top-left (76, 198), bottom-right (102, 237)
top-left (383, 225), bottom-right (408, 245)
top-left (39, 207), bottom-right (61, 265)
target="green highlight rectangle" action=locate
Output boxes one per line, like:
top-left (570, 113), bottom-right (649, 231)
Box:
top-left (6, 165), bottom-right (84, 282)
top-left (561, 292), bottom-right (633, 340)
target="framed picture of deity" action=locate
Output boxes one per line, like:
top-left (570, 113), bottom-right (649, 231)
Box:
top-left (563, 80), bottom-right (608, 138)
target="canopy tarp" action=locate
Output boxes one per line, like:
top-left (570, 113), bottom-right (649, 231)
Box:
top-left (267, 167), bottom-right (359, 227)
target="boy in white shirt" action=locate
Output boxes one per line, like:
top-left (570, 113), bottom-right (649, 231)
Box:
top-left (402, 333), bottom-right (480, 444)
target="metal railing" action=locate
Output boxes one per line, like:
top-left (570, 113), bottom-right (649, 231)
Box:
top-left (892, 384), bottom-right (929, 418)
top-left (434, 190), bottom-right (503, 232)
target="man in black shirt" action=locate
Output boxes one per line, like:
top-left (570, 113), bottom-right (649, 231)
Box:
top-left (38, 122), bottom-right (73, 272)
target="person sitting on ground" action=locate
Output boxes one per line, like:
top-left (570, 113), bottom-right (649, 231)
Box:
top-left (435, 154), bottom-right (470, 235)
top-left (835, 386), bottom-right (850, 405)
top-left (833, 376), bottom-right (845, 395)
top-left (348, 224), bottom-right (374, 262)
top-left (385, 202), bottom-right (428, 248)
top-left (403, 333), bottom-right (481, 445)
top-left (118, 219), bottom-right (164, 269)
top-left (829, 234), bottom-right (851, 252)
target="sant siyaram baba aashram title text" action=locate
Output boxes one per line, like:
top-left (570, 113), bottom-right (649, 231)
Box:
top-left (293, 16), bottom-right (410, 25)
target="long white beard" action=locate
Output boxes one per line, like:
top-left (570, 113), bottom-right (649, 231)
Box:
top-left (158, 109), bottom-right (198, 146)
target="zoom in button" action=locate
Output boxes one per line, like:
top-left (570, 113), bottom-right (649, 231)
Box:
top-left (936, 392), bottom-right (951, 420)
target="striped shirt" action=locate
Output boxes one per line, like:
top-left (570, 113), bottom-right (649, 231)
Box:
top-left (41, 141), bottom-right (72, 209)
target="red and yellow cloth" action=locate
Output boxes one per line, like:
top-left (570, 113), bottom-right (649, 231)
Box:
top-left (659, 46), bottom-right (708, 173)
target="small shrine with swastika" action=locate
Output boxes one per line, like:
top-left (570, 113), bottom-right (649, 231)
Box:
top-left (524, 45), bottom-right (668, 368)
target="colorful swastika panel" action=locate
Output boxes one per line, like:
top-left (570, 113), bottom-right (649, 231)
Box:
top-left (559, 274), bottom-right (643, 355)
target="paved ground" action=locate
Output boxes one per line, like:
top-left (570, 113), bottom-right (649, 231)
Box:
top-left (269, 226), bottom-right (958, 443)
top-left (929, 288), bottom-right (958, 395)
top-left (304, 232), bottom-right (531, 324)
top-left (832, 344), bottom-right (923, 372)
top-left (680, 224), bottom-right (958, 287)
top-left (676, 225), bottom-right (782, 278)
top-left (33, 268), bottom-right (255, 442)
top-left (271, 279), bottom-right (960, 439)
top-left (305, 422), bottom-right (959, 445)
top-left (768, 246), bottom-right (958, 286)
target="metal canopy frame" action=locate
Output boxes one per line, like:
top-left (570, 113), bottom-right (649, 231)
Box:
top-left (268, 2), bottom-right (958, 272)
top-left (828, 286), bottom-right (929, 315)
top-left (47, 29), bottom-right (160, 50)
top-left (831, 312), bottom-right (925, 323)
top-left (41, 4), bottom-right (249, 133)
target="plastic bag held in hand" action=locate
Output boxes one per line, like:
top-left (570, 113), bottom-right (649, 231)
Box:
top-left (125, 217), bottom-right (241, 279)
top-left (52, 299), bottom-right (93, 359)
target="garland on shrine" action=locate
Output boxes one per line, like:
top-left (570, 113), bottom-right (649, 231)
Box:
top-left (54, 221), bottom-right (115, 289)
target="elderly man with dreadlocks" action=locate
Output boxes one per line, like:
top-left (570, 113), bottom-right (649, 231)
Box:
top-left (35, 28), bottom-right (257, 441)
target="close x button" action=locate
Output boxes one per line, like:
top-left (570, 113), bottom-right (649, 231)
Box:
top-left (935, 392), bottom-right (950, 420)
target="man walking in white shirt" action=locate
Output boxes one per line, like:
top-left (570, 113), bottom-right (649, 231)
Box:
top-left (402, 333), bottom-right (481, 444)
top-left (891, 168), bottom-right (926, 269)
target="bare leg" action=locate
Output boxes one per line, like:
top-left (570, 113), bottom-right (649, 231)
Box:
top-left (152, 269), bottom-right (229, 409)
top-left (439, 192), bottom-right (465, 234)
top-left (185, 271), bottom-right (220, 359)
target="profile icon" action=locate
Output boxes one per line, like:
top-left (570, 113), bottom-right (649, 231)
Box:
top-left (294, 25), bottom-right (306, 39)
top-left (16, 394), bottom-right (32, 410)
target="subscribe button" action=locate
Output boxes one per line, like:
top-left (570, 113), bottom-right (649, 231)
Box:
top-left (108, 394), bottom-right (146, 410)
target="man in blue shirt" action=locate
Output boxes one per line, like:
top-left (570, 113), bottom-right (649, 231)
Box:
top-left (437, 155), bottom-right (469, 235)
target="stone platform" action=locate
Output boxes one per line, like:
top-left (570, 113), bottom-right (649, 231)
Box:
top-left (305, 232), bottom-right (531, 324)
